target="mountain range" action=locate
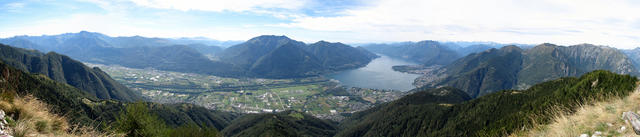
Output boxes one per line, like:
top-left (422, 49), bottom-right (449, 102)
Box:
top-left (622, 47), bottom-right (640, 70)
top-left (3, 31), bottom-right (640, 136)
top-left (363, 41), bottom-right (502, 66)
top-left (337, 70), bottom-right (637, 136)
top-left (0, 60), bottom-right (236, 131)
top-left (416, 43), bottom-right (638, 97)
top-left (0, 44), bottom-right (141, 101)
top-left (3, 47), bottom-right (637, 136)
top-left (0, 31), bottom-right (241, 76)
top-left (218, 35), bottom-right (378, 78)
top-left (1, 32), bottom-right (378, 79)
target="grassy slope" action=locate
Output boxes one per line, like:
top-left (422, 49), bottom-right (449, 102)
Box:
top-left (0, 96), bottom-right (116, 136)
top-left (512, 84), bottom-right (640, 137)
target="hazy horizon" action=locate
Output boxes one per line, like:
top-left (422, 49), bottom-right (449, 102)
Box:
top-left (2, 0), bottom-right (640, 49)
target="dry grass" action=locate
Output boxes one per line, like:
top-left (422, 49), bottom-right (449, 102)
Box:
top-left (511, 87), bottom-right (640, 137)
top-left (0, 95), bottom-right (119, 137)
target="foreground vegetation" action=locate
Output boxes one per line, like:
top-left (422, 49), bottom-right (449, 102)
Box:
top-left (0, 95), bottom-right (222, 137)
top-left (512, 84), bottom-right (640, 136)
top-left (0, 95), bottom-right (117, 136)
top-left (0, 44), bottom-right (141, 102)
top-left (0, 61), bottom-right (234, 136)
top-left (338, 70), bottom-right (638, 136)
top-left (222, 110), bottom-right (338, 137)
top-left (113, 102), bottom-right (221, 137)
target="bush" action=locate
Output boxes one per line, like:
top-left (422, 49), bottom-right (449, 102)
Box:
top-left (5, 116), bottom-right (15, 127)
top-left (114, 102), bottom-right (167, 137)
top-left (50, 119), bottom-right (64, 131)
top-left (12, 120), bottom-right (31, 137)
top-left (167, 124), bottom-right (220, 137)
top-left (35, 120), bottom-right (48, 133)
top-left (113, 102), bottom-right (222, 137)
top-left (0, 91), bottom-right (15, 103)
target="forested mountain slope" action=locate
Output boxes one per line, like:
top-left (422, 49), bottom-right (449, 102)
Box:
top-left (418, 44), bottom-right (638, 97)
top-left (0, 44), bottom-right (141, 101)
top-left (0, 31), bottom-right (238, 77)
top-left (222, 111), bottom-right (338, 137)
top-left (0, 61), bottom-right (237, 131)
top-left (338, 70), bottom-right (637, 137)
top-left (220, 35), bottom-right (378, 78)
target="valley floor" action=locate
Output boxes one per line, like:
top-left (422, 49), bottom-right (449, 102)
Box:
top-left (86, 63), bottom-right (408, 121)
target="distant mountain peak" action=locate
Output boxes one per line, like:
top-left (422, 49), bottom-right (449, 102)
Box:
top-left (249, 35), bottom-right (291, 41)
top-left (528, 43), bottom-right (560, 52)
top-left (316, 40), bottom-right (330, 44)
top-left (571, 43), bottom-right (615, 50)
top-left (499, 45), bottom-right (522, 52)
top-left (76, 30), bottom-right (103, 35)
top-left (416, 40), bottom-right (440, 45)
top-left (311, 40), bottom-right (346, 46)
top-left (418, 43), bottom-right (638, 97)
top-left (244, 35), bottom-right (304, 47)
top-left (575, 43), bottom-right (596, 46)
top-left (59, 31), bottom-right (110, 40)
top-left (538, 43), bottom-right (558, 47)
top-left (219, 35), bottom-right (376, 78)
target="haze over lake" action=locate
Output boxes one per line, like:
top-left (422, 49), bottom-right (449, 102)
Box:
top-left (325, 55), bottom-right (421, 91)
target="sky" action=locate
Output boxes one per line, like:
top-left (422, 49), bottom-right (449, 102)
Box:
top-left (1, 0), bottom-right (640, 49)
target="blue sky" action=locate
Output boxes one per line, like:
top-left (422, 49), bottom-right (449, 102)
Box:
top-left (1, 0), bottom-right (640, 49)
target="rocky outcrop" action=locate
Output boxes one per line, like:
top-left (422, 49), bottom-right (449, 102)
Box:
top-left (623, 111), bottom-right (640, 135)
top-left (0, 110), bottom-right (12, 137)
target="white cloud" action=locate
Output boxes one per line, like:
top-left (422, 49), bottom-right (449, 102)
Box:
top-left (129, 0), bottom-right (310, 12)
top-left (4, 2), bottom-right (25, 12)
top-left (4, 0), bottom-right (640, 49)
top-left (280, 0), bottom-right (640, 49)
top-left (0, 11), bottom-right (283, 41)
top-left (1, 13), bottom-right (137, 37)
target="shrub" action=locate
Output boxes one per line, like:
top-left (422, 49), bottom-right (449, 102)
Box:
top-left (35, 120), bottom-right (48, 133)
top-left (0, 91), bottom-right (15, 103)
top-left (50, 119), bottom-right (64, 132)
top-left (114, 102), bottom-right (167, 137)
top-left (12, 120), bottom-right (31, 137)
top-left (167, 124), bottom-right (220, 137)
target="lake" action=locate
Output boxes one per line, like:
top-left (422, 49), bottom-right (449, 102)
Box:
top-left (324, 55), bottom-right (422, 91)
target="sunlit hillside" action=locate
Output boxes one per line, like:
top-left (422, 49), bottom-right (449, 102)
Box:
top-left (512, 83), bottom-right (640, 137)
top-left (0, 95), bottom-right (115, 137)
